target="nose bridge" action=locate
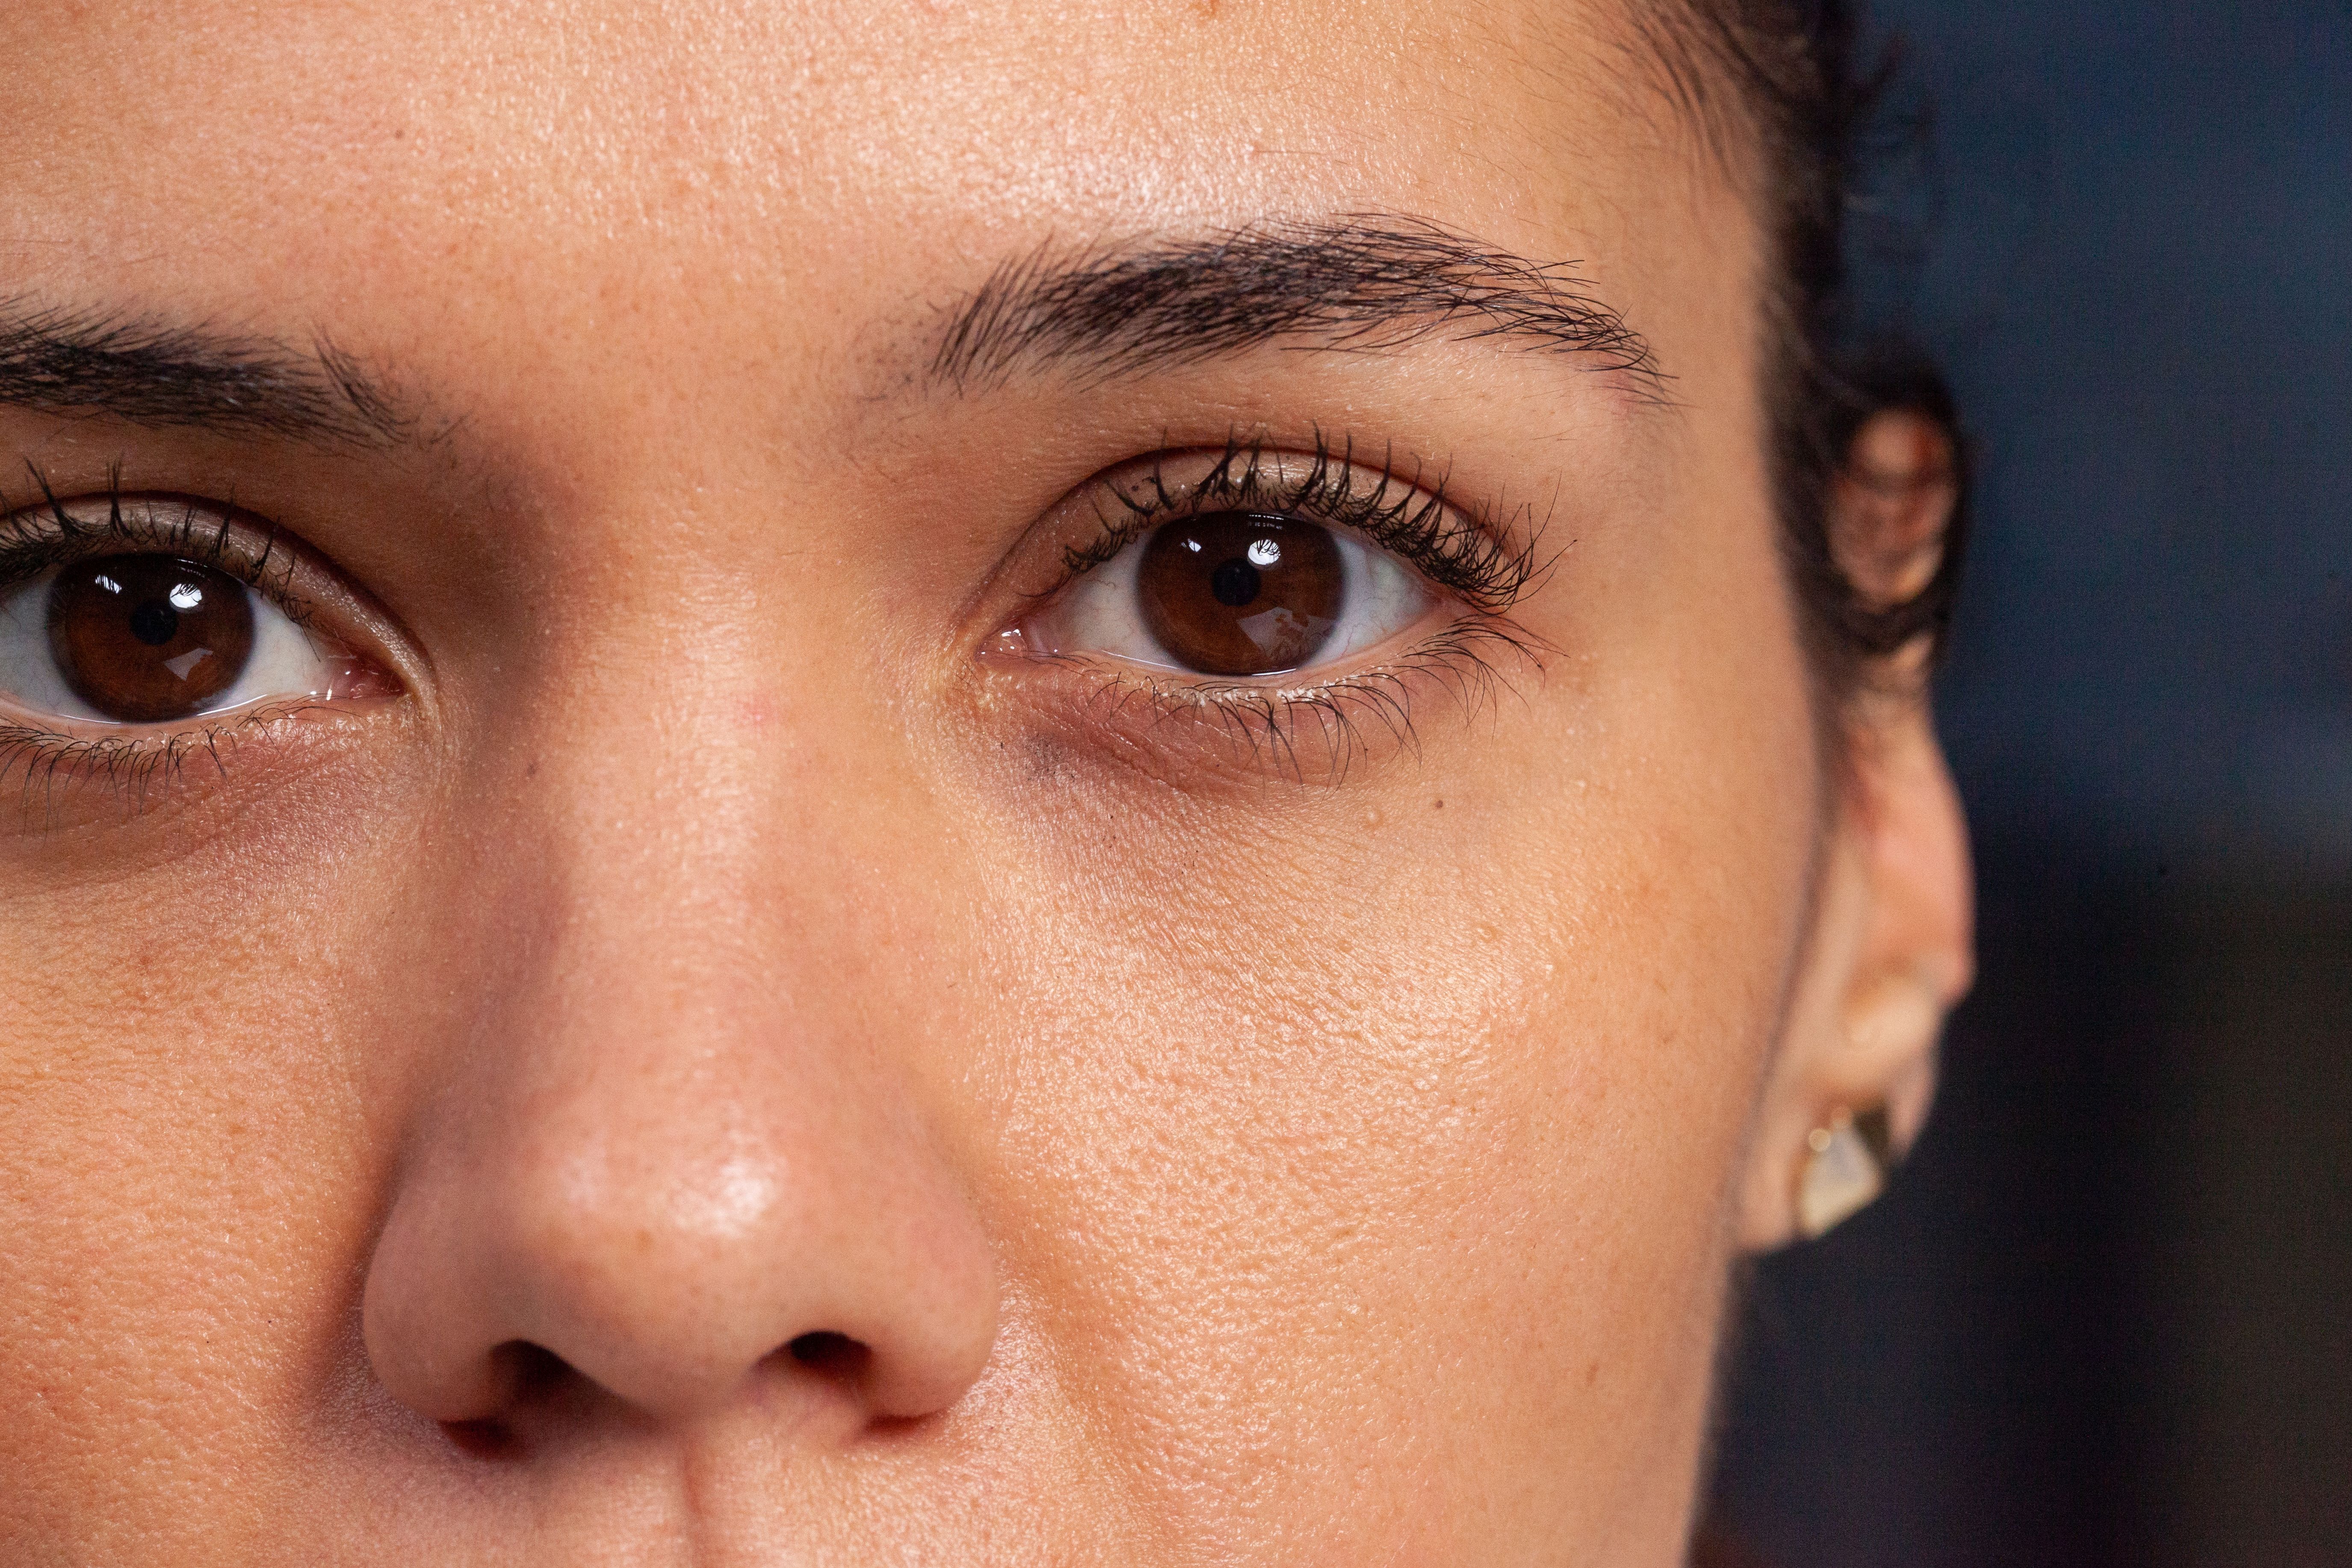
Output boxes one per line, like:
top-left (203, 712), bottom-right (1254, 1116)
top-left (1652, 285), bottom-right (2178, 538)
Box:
top-left (361, 698), bottom-right (998, 1433)
top-left (476, 628), bottom-right (873, 1057)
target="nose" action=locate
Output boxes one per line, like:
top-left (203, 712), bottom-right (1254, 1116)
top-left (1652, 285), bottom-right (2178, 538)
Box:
top-left (360, 877), bottom-right (999, 1432)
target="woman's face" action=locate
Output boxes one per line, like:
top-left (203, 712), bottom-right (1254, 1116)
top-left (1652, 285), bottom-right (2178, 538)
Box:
top-left (0, 1), bottom-right (1969, 1562)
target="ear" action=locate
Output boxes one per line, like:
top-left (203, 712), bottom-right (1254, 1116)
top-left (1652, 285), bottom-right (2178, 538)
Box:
top-left (1735, 408), bottom-right (1976, 1250)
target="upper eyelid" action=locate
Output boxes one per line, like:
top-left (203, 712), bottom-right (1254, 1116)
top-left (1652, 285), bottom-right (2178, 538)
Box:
top-left (1037, 437), bottom-right (1550, 614)
top-left (0, 487), bottom-right (317, 623)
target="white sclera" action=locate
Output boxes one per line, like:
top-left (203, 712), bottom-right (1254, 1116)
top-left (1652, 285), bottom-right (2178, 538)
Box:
top-left (1026, 521), bottom-right (1438, 675)
top-left (0, 564), bottom-right (339, 725)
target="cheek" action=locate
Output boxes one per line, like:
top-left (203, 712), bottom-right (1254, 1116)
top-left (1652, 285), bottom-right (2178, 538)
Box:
top-left (0, 763), bottom-right (423, 1549)
top-left (958, 656), bottom-right (1819, 1554)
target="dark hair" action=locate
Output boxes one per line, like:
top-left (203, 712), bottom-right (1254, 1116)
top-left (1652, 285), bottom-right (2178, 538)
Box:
top-left (1638, 0), bottom-right (1969, 700)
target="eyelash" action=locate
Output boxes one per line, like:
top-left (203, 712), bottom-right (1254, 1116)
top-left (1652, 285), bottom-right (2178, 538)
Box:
top-left (1019, 431), bottom-right (1556, 780)
top-left (1056, 430), bottom-right (1546, 613)
top-left (0, 465), bottom-right (310, 616)
top-left (0, 466), bottom-right (343, 815)
top-left (0, 704), bottom-right (323, 817)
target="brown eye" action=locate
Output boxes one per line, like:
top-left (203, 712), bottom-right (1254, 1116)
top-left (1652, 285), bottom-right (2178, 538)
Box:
top-left (45, 555), bottom-right (257, 723)
top-left (1136, 514), bottom-right (1345, 676)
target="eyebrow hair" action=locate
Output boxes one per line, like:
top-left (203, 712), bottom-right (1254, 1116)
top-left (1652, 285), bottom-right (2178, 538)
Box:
top-left (928, 215), bottom-right (1666, 398)
top-left (0, 301), bottom-right (410, 445)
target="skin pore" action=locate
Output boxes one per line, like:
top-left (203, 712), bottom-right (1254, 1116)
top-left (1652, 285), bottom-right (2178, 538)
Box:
top-left (0, 1), bottom-right (1969, 1563)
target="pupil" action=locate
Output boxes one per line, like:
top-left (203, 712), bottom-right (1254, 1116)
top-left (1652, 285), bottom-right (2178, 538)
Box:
top-left (130, 600), bottom-right (180, 647)
top-left (1210, 558), bottom-right (1261, 608)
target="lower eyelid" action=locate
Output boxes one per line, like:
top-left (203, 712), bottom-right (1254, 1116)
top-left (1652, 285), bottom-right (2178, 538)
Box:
top-left (0, 706), bottom-right (354, 833)
top-left (983, 616), bottom-right (1546, 789)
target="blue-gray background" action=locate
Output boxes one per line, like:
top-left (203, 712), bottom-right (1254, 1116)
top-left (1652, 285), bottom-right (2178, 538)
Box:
top-left (1705, 6), bottom-right (2351, 1565)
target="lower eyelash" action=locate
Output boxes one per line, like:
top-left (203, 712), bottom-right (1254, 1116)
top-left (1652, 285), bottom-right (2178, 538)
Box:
top-left (0, 700), bottom-right (335, 824)
top-left (1050, 615), bottom-right (1549, 785)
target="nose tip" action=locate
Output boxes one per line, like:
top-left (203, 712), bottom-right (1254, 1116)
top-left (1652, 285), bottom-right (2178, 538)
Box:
top-left (362, 1115), bottom-right (1000, 1433)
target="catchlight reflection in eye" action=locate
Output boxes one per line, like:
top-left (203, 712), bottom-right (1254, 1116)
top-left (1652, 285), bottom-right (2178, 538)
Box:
top-left (0, 555), bottom-right (346, 725)
top-left (1018, 514), bottom-right (1438, 678)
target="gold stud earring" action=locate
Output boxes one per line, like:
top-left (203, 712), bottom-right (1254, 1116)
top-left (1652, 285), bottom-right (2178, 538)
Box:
top-left (1795, 1105), bottom-right (1895, 1240)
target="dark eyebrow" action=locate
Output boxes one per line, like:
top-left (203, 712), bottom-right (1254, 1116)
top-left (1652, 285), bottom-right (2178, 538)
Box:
top-left (928, 215), bottom-right (1666, 398)
top-left (0, 300), bottom-right (410, 445)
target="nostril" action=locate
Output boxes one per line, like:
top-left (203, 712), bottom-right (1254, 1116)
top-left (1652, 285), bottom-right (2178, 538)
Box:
top-left (442, 1416), bottom-right (523, 1462)
top-left (785, 1330), bottom-right (871, 1384)
top-left (496, 1339), bottom-right (573, 1399)
top-left (438, 1342), bottom-right (573, 1461)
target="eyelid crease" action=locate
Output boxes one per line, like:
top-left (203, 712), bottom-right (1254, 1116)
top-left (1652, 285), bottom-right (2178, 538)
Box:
top-left (1043, 428), bottom-right (1556, 618)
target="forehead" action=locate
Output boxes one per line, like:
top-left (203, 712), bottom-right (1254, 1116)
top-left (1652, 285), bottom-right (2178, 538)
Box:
top-left (0, 0), bottom-right (1737, 396)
